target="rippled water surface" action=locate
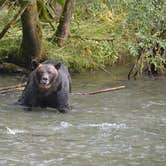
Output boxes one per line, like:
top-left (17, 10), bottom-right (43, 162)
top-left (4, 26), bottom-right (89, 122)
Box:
top-left (0, 68), bottom-right (166, 166)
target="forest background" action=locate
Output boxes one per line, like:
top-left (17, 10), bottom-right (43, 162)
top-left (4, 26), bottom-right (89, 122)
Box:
top-left (0, 0), bottom-right (165, 79)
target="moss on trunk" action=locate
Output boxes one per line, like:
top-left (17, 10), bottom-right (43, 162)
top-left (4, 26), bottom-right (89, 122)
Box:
top-left (55, 0), bottom-right (75, 47)
top-left (19, 0), bottom-right (46, 68)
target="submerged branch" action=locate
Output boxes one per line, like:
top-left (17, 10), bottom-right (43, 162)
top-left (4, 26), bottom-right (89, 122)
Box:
top-left (0, 83), bottom-right (125, 95)
top-left (72, 86), bottom-right (126, 95)
top-left (0, 87), bottom-right (24, 94)
top-left (0, 83), bottom-right (25, 94)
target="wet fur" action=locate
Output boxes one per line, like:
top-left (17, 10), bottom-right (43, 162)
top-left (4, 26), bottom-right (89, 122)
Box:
top-left (18, 61), bottom-right (71, 113)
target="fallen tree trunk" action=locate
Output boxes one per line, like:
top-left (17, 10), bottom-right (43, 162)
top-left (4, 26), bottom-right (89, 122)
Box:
top-left (0, 83), bottom-right (126, 95)
top-left (0, 83), bottom-right (26, 94)
top-left (71, 86), bottom-right (126, 95)
top-left (0, 87), bottom-right (24, 94)
top-left (0, 83), bottom-right (26, 92)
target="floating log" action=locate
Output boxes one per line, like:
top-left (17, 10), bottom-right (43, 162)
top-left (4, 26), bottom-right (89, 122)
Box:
top-left (0, 87), bottom-right (24, 94)
top-left (0, 83), bottom-right (125, 95)
top-left (0, 83), bottom-right (26, 91)
top-left (0, 83), bottom-right (25, 94)
top-left (72, 85), bottom-right (126, 95)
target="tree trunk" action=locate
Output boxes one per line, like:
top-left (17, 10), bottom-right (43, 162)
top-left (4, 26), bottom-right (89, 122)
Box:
top-left (55, 0), bottom-right (75, 47)
top-left (19, 0), bottom-right (45, 68)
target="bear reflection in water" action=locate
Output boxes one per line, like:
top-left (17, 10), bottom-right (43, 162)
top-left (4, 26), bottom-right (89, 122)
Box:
top-left (18, 61), bottom-right (71, 113)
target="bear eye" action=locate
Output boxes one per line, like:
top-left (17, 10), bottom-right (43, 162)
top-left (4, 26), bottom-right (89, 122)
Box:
top-left (47, 70), bottom-right (53, 74)
top-left (37, 71), bottom-right (44, 75)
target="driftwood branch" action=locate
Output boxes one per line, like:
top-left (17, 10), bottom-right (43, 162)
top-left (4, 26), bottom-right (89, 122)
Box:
top-left (72, 86), bottom-right (126, 95)
top-left (0, 2), bottom-right (29, 40)
top-left (0, 83), bottom-right (25, 94)
top-left (0, 83), bottom-right (125, 95)
top-left (0, 87), bottom-right (24, 94)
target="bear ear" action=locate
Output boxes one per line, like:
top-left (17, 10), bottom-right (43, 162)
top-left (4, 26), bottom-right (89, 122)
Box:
top-left (54, 62), bottom-right (61, 70)
top-left (32, 60), bottom-right (39, 69)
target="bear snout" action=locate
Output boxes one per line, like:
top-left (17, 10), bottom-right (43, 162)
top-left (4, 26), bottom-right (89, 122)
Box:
top-left (40, 75), bottom-right (50, 85)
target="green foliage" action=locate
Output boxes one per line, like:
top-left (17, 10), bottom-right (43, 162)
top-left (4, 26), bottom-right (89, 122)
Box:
top-left (105, 0), bottom-right (166, 75)
top-left (56, 0), bottom-right (65, 6)
top-left (129, 0), bottom-right (166, 74)
top-left (42, 0), bottom-right (121, 72)
top-left (0, 5), bottom-right (22, 61)
top-left (37, 0), bottom-right (64, 22)
top-left (0, 0), bottom-right (165, 75)
top-left (0, 0), bottom-right (129, 72)
top-left (45, 37), bottom-right (118, 72)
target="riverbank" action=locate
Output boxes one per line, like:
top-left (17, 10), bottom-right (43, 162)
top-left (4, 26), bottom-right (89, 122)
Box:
top-left (0, 0), bottom-right (165, 74)
top-left (0, 1), bottom-right (132, 73)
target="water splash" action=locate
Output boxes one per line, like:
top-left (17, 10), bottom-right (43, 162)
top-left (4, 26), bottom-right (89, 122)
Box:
top-left (51, 121), bottom-right (73, 131)
top-left (6, 127), bottom-right (27, 135)
top-left (80, 123), bottom-right (127, 129)
top-left (142, 100), bottom-right (166, 109)
top-left (60, 121), bottom-right (73, 128)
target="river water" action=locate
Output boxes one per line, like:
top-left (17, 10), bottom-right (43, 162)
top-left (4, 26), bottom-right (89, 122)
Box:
top-left (0, 67), bottom-right (166, 166)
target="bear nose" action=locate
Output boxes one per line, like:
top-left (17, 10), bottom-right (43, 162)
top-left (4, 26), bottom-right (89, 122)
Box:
top-left (41, 76), bottom-right (49, 84)
top-left (43, 77), bottom-right (48, 81)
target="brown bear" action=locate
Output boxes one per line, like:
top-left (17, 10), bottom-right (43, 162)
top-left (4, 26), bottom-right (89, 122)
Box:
top-left (18, 60), bottom-right (71, 113)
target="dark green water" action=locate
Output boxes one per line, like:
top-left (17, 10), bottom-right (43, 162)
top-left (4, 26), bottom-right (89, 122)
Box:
top-left (0, 68), bottom-right (166, 166)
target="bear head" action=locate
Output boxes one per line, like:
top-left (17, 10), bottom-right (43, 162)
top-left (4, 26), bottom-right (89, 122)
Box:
top-left (33, 61), bottom-right (61, 92)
